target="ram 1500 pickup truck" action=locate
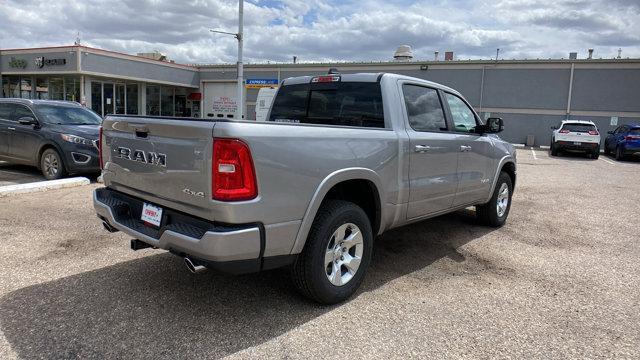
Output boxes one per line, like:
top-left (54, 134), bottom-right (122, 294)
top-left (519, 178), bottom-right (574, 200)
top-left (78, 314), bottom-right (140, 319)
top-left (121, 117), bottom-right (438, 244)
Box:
top-left (94, 72), bottom-right (516, 304)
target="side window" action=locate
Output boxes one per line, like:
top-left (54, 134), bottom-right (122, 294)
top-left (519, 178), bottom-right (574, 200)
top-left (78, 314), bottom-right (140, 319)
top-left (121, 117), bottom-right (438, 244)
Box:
top-left (13, 105), bottom-right (34, 121)
top-left (0, 103), bottom-right (16, 121)
top-left (402, 84), bottom-right (447, 132)
top-left (444, 93), bottom-right (478, 133)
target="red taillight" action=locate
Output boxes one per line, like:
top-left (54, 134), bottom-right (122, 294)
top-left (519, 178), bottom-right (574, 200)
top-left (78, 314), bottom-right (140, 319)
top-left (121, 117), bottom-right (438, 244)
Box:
top-left (559, 129), bottom-right (570, 133)
top-left (212, 138), bottom-right (257, 201)
top-left (311, 75), bottom-right (340, 83)
top-left (98, 126), bottom-right (104, 169)
top-left (625, 135), bottom-right (640, 141)
top-left (588, 130), bottom-right (599, 135)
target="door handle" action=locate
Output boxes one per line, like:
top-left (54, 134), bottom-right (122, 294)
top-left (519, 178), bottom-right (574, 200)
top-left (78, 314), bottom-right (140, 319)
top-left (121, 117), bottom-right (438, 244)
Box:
top-left (8, 127), bottom-right (16, 131)
top-left (414, 145), bottom-right (431, 153)
top-left (460, 145), bottom-right (472, 152)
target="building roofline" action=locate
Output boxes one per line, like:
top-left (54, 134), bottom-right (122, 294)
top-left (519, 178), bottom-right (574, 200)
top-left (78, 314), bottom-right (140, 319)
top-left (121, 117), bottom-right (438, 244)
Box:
top-left (1, 44), bottom-right (198, 71)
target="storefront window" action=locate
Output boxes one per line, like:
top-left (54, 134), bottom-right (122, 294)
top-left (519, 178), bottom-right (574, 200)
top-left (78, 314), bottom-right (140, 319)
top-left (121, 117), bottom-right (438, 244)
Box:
top-left (64, 77), bottom-right (81, 103)
top-left (49, 78), bottom-right (64, 100)
top-left (1, 76), bottom-right (19, 98)
top-left (126, 84), bottom-right (139, 115)
top-left (91, 82), bottom-right (102, 116)
top-left (147, 86), bottom-right (160, 116)
top-left (35, 77), bottom-right (49, 99)
top-left (161, 87), bottom-right (174, 116)
top-left (115, 84), bottom-right (126, 114)
top-left (20, 77), bottom-right (32, 99)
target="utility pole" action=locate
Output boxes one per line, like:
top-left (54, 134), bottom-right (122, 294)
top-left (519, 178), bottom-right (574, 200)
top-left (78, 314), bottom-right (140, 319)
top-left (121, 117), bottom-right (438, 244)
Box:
top-left (210, 0), bottom-right (244, 120)
top-left (237, 0), bottom-right (244, 120)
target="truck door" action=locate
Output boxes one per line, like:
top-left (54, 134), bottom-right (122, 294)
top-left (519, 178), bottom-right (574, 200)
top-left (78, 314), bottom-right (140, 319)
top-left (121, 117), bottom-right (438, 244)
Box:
top-left (442, 92), bottom-right (493, 207)
top-left (402, 84), bottom-right (459, 219)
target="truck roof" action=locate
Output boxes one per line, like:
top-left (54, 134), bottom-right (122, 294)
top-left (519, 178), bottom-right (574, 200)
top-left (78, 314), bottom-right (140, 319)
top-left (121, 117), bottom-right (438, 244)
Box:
top-left (281, 72), bottom-right (460, 96)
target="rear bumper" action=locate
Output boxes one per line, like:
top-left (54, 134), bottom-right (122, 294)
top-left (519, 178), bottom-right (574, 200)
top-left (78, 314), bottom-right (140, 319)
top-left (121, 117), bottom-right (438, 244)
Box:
top-left (622, 145), bottom-right (640, 155)
top-left (555, 141), bottom-right (599, 151)
top-left (93, 187), bottom-right (293, 273)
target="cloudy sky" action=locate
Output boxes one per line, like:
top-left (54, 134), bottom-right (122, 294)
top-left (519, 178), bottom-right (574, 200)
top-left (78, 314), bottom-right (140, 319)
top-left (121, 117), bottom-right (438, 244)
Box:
top-left (1, 0), bottom-right (639, 64)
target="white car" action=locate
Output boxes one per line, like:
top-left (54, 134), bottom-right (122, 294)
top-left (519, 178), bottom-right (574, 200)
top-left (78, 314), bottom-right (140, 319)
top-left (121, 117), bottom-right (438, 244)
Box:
top-left (550, 120), bottom-right (601, 158)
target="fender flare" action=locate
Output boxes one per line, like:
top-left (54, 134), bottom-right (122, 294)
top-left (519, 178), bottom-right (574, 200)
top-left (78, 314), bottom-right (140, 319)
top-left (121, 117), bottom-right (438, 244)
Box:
top-left (483, 155), bottom-right (516, 203)
top-left (289, 167), bottom-right (384, 254)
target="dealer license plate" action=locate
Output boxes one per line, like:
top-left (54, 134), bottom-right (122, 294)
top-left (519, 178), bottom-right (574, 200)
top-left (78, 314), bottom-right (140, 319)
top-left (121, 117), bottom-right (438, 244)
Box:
top-left (141, 202), bottom-right (163, 227)
top-left (573, 142), bottom-right (581, 145)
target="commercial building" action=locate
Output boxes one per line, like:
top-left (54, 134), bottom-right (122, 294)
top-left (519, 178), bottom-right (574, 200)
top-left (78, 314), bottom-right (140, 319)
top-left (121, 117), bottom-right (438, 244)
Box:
top-left (2, 45), bottom-right (640, 145)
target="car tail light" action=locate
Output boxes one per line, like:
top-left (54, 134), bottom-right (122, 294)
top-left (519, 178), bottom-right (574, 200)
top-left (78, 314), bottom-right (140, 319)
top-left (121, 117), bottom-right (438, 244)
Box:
top-left (625, 135), bottom-right (640, 141)
top-left (559, 129), bottom-right (570, 133)
top-left (212, 138), bottom-right (257, 201)
top-left (588, 130), bottom-right (599, 135)
top-left (311, 75), bottom-right (340, 83)
top-left (98, 126), bottom-right (104, 169)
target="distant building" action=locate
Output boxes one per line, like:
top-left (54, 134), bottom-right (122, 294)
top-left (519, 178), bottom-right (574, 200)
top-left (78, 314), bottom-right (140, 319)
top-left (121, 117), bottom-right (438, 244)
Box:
top-left (2, 44), bottom-right (639, 145)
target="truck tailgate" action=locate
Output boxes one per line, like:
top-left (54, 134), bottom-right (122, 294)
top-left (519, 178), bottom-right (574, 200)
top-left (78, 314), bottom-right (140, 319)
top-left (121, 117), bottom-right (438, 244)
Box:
top-left (102, 117), bottom-right (214, 217)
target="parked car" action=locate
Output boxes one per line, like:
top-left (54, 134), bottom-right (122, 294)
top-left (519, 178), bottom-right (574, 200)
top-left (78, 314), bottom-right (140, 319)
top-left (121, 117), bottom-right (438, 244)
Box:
top-left (0, 99), bottom-right (102, 180)
top-left (550, 120), bottom-right (600, 158)
top-left (604, 124), bottom-right (640, 160)
top-left (94, 72), bottom-right (517, 304)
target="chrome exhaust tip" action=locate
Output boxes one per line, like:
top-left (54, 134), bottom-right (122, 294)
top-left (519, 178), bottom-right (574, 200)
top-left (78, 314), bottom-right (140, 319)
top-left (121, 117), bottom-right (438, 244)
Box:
top-left (184, 257), bottom-right (207, 274)
top-left (102, 221), bottom-right (118, 233)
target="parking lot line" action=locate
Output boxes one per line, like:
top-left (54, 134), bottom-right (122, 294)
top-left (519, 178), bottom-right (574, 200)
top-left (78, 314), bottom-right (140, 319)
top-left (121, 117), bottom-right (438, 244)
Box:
top-left (601, 158), bottom-right (615, 165)
top-left (530, 147), bottom-right (538, 160)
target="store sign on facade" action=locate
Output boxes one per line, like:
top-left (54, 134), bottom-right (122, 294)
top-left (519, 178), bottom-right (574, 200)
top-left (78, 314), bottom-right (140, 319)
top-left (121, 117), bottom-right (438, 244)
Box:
top-left (212, 96), bottom-right (237, 113)
top-left (8, 57), bottom-right (27, 69)
top-left (34, 57), bottom-right (67, 68)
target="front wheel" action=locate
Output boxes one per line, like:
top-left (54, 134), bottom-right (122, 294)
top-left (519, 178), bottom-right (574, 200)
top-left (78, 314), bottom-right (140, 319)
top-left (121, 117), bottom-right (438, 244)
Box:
top-left (476, 171), bottom-right (513, 227)
top-left (291, 200), bottom-right (373, 304)
top-left (40, 148), bottom-right (66, 180)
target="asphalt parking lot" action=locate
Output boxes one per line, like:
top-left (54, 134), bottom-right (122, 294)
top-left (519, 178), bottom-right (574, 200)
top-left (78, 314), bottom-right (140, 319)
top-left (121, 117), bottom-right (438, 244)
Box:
top-left (0, 162), bottom-right (46, 186)
top-left (0, 148), bottom-right (638, 359)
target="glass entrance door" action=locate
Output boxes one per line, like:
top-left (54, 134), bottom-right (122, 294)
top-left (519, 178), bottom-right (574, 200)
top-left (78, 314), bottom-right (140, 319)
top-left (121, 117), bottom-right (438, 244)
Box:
top-left (103, 83), bottom-right (114, 116)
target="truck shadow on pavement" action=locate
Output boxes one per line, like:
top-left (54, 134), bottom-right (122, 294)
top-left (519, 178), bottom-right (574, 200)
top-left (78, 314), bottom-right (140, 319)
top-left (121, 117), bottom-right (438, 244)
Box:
top-left (0, 209), bottom-right (493, 359)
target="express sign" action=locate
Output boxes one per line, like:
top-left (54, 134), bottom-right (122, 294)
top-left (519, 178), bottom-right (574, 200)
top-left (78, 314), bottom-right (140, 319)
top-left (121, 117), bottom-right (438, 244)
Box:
top-left (245, 79), bottom-right (278, 89)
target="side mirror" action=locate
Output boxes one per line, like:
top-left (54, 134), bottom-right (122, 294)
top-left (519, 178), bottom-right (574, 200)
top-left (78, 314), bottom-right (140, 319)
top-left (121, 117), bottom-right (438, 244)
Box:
top-left (485, 117), bottom-right (504, 133)
top-left (18, 116), bottom-right (38, 126)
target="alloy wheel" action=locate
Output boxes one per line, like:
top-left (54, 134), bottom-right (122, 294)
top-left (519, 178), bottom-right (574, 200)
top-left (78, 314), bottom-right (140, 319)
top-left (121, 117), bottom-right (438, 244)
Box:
top-left (324, 223), bottom-right (363, 286)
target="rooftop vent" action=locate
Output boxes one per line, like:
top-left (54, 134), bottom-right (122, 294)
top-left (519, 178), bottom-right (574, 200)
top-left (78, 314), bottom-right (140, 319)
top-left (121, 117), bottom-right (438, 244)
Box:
top-left (393, 45), bottom-right (413, 61)
top-left (587, 48), bottom-right (594, 60)
top-left (569, 52), bottom-right (577, 60)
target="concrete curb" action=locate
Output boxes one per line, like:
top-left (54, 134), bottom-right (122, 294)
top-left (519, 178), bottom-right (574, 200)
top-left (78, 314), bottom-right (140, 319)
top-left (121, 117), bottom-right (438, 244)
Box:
top-left (0, 177), bottom-right (90, 198)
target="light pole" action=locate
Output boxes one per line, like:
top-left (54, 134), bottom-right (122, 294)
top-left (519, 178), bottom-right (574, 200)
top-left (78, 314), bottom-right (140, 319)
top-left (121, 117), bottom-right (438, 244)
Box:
top-left (210, 0), bottom-right (244, 120)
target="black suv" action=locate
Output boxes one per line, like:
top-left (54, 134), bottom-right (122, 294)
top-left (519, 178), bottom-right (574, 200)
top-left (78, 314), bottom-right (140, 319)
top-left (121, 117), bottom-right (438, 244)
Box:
top-left (0, 99), bottom-right (102, 180)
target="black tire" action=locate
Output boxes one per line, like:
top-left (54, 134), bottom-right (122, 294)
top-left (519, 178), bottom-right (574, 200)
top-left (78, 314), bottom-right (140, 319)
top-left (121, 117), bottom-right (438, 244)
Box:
top-left (40, 148), bottom-right (66, 180)
top-left (550, 141), bottom-right (558, 156)
top-left (476, 171), bottom-right (513, 227)
top-left (603, 143), bottom-right (610, 155)
top-left (291, 200), bottom-right (373, 304)
top-left (615, 146), bottom-right (625, 161)
top-left (591, 148), bottom-right (599, 159)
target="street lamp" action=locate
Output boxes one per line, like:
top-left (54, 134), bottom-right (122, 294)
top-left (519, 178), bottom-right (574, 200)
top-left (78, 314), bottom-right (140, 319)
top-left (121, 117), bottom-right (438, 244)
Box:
top-left (210, 0), bottom-right (244, 120)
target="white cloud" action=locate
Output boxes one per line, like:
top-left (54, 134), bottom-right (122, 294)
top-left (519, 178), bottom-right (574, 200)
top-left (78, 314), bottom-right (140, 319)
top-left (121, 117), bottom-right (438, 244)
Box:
top-left (0, 0), bottom-right (638, 63)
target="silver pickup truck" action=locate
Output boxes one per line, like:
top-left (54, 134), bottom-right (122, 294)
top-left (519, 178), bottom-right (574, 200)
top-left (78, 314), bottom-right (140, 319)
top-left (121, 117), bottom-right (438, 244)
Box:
top-left (94, 72), bottom-right (516, 304)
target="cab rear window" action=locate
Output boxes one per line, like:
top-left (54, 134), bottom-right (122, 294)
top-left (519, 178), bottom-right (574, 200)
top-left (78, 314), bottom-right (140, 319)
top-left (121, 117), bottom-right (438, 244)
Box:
top-left (562, 123), bottom-right (596, 132)
top-left (269, 82), bottom-right (385, 128)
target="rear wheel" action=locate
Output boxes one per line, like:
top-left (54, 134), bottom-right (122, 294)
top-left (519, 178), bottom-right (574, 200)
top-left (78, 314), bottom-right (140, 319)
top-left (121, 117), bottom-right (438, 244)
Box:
top-left (550, 140), bottom-right (558, 156)
top-left (40, 148), bottom-right (66, 180)
top-left (477, 171), bottom-right (513, 227)
top-left (615, 146), bottom-right (625, 161)
top-left (591, 148), bottom-right (600, 159)
top-left (291, 200), bottom-right (373, 304)
top-left (603, 143), bottom-right (610, 155)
